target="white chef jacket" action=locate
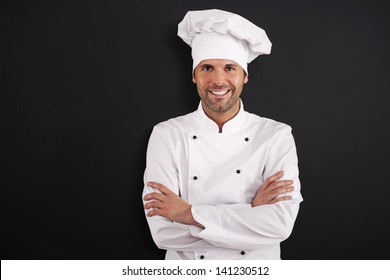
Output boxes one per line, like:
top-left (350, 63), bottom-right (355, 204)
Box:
top-left (143, 100), bottom-right (303, 260)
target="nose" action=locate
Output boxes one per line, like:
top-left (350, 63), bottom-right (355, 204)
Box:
top-left (211, 68), bottom-right (226, 85)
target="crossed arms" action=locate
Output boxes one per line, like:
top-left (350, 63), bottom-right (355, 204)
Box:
top-left (142, 125), bottom-right (302, 251)
top-left (144, 171), bottom-right (294, 229)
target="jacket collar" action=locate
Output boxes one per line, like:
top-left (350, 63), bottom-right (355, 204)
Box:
top-left (195, 99), bottom-right (247, 134)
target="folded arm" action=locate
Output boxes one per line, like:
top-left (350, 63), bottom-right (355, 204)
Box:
top-left (143, 125), bottom-right (303, 250)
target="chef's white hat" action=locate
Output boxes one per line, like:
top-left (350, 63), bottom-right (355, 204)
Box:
top-left (177, 9), bottom-right (272, 74)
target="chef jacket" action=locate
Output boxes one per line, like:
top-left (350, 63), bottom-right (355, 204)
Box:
top-left (143, 100), bottom-right (303, 260)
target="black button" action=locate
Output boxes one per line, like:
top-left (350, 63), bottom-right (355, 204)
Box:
top-left (193, 135), bottom-right (197, 139)
top-left (193, 176), bottom-right (198, 180)
top-left (236, 170), bottom-right (241, 174)
top-left (245, 137), bottom-right (249, 141)
top-left (240, 251), bottom-right (246, 255)
top-left (200, 255), bottom-right (205, 259)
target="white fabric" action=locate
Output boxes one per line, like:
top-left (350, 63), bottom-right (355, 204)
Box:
top-left (143, 100), bottom-right (303, 260)
top-left (177, 9), bottom-right (272, 73)
top-left (191, 32), bottom-right (249, 74)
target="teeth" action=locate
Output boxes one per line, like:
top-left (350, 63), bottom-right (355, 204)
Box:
top-left (211, 90), bottom-right (228, 95)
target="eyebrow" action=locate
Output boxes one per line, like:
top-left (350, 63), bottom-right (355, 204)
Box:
top-left (199, 63), bottom-right (239, 68)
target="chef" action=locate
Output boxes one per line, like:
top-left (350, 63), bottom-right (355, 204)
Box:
top-left (142, 9), bottom-right (303, 260)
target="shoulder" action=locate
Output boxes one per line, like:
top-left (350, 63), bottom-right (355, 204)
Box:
top-left (152, 111), bottom-right (196, 137)
top-left (243, 112), bottom-right (297, 154)
top-left (244, 111), bottom-right (292, 135)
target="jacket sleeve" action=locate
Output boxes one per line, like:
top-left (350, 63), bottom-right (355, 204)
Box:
top-left (142, 125), bottom-right (215, 251)
top-left (189, 127), bottom-right (303, 250)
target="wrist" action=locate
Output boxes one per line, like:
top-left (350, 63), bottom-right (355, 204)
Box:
top-left (188, 205), bottom-right (205, 229)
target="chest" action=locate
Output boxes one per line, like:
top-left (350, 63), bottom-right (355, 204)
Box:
top-left (179, 132), bottom-right (271, 205)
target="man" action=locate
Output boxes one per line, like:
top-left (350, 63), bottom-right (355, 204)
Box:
top-left (142, 9), bottom-right (303, 260)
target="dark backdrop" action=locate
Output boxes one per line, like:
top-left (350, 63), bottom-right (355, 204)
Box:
top-left (1, 0), bottom-right (389, 260)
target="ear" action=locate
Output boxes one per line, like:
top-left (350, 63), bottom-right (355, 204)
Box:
top-left (192, 72), bottom-right (197, 84)
top-left (244, 74), bottom-right (249, 84)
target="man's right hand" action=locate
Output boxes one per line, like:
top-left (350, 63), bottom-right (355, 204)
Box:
top-left (251, 171), bottom-right (294, 207)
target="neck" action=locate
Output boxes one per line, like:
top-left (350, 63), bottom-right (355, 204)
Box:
top-left (202, 101), bottom-right (240, 133)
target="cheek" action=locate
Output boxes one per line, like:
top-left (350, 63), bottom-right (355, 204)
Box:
top-left (232, 78), bottom-right (245, 88)
top-left (195, 84), bottom-right (206, 96)
top-left (195, 78), bottom-right (209, 89)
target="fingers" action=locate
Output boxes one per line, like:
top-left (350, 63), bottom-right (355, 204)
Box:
top-left (260, 186), bottom-right (294, 204)
top-left (143, 197), bottom-right (166, 217)
top-left (264, 172), bottom-right (294, 193)
top-left (268, 180), bottom-right (294, 192)
top-left (143, 184), bottom-right (168, 212)
top-left (144, 199), bottom-right (163, 209)
top-left (143, 182), bottom-right (173, 216)
top-left (272, 195), bottom-right (293, 203)
top-left (147, 182), bottom-right (172, 195)
top-left (270, 185), bottom-right (294, 196)
top-left (146, 208), bottom-right (163, 217)
top-left (263, 171), bottom-right (285, 189)
top-left (144, 182), bottom-right (175, 204)
top-left (143, 192), bottom-right (165, 202)
top-left (256, 171), bottom-right (295, 205)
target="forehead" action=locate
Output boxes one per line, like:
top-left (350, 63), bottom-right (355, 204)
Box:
top-left (198, 59), bottom-right (240, 67)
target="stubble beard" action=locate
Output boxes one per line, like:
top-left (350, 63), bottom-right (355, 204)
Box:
top-left (203, 86), bottom-right (241, 113)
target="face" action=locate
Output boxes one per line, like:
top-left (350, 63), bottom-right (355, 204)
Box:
top-left (192, 59), bottom-right (248, 117)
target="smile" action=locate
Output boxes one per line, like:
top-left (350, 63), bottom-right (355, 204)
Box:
top-left (209, 90), bottom-right (230, 96)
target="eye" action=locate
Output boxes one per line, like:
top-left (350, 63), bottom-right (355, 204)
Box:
top-left (225, 66), bottom-right (236, 72)
top-left (201, 65), bottom-right (213, 72)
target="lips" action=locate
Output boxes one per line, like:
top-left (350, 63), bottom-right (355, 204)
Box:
top-left (209, 89), bottom-right (230, 96)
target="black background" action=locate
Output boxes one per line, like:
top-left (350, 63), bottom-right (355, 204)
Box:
top-left (1, 0), bottom-right (389, 260)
